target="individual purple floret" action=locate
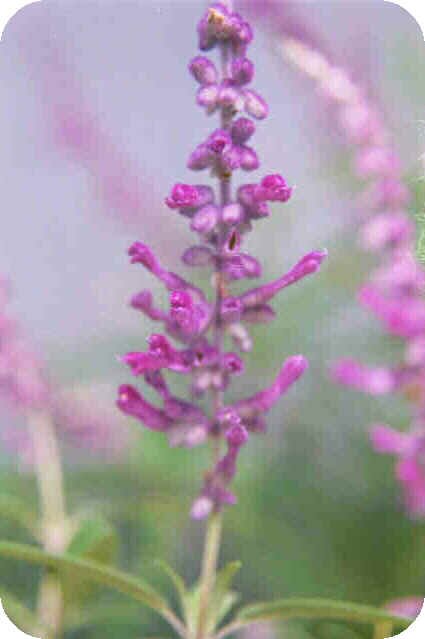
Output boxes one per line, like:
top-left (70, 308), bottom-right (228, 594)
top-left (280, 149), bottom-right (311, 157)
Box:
top-left (331, 360), bottom-right (399, 396)
top-left (189, 56), bottom-right (219, 86)
top-left (117, 1), bottom-right (327, 517)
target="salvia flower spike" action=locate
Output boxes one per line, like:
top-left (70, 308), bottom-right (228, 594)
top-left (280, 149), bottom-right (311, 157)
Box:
top-left (275, 22), bottom-right (425, 518)
top-left (117, 1), bottom-right (327, 518)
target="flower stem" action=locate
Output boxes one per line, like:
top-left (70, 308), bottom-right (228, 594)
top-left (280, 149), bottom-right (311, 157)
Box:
top-left (196, 511), bottom-right (223, 639)
top-left (28, 411), bottom-right (70, 638)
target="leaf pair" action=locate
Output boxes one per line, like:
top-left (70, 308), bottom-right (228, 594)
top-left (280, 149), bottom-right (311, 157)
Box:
top-left (156, 559), bottom-right (241, 637)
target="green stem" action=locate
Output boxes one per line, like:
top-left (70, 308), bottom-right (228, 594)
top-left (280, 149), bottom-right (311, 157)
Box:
top-left (28, 411), bottom-right (70, 638)
top-left (196, 511), bottom-right (223, 639)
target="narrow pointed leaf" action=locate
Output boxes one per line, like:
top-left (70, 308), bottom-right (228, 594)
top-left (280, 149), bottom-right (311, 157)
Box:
top-left (63, 516), bottom-right (118, 607)
top-left (209, 561), bottom-right (242, 630)
top-left (67, 516), bottom-right (117, 562)
top-left (236, 598), bottom-right (410, 629)
top-left (214, 561), bottom-right (242, 597)
top-left (214, 591), bottom-right (240, 629)
top-left (0, 541), bottom-right (168, 615)
top-left (155, 559), bottom-right (187, 619)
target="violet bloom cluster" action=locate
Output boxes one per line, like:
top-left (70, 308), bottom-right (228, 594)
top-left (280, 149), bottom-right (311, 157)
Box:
top-left (117, 2), bottom-right (326, 519)
top-left (277, 37), bottom-right (425, 517)
top-left (0, 277), bottom-right (126, 465)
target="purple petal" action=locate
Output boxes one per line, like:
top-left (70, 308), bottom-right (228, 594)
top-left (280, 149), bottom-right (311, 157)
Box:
top-left (116, 385), bottom-right (171, 431)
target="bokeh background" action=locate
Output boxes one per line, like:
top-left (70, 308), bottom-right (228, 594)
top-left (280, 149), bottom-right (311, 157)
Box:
top-left (0, 1), bottom-right (424, 637)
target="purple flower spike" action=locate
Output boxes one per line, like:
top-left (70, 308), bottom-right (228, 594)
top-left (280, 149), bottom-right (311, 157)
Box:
top-left (119, 2), bottom-right (325, 517)
top-left (269, 21), bottom-right (425, 519)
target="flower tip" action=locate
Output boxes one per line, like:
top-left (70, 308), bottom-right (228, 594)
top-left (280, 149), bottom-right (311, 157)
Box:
top-left (128, 241), bottom-right (156, 268)
top-left (191, 496), bottom-right (213, 520)
top-left (116, 384), bottom-right (135, 408)
top-left (293, 356), bottom-right (309, 379)
top-left (311, 248), bottom-right (328, 270)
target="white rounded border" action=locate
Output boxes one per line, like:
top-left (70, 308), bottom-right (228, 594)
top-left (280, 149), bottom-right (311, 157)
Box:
top-left (390, 0), bottom-right (425, 39)
top-left (0, 0), bottom-right (423, 637)
top-left (0, 1), bottom-right (38, 40)
top-left (0, 599), bottom-right (39, 638)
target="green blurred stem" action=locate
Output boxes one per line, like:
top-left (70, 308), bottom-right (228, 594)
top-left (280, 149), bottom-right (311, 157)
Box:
top-left (373, 621), bottom-right (393, 639)
top-left (28, 411), bottom-right (69, 638)
top-left (196, 511), bottom-right (223, 639)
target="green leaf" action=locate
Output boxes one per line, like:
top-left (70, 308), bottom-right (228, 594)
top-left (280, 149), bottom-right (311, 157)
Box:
top-left (63, 516), bottom-right (118, 609)
top-left (209, 561), bottom-right (241, 630)
top-left (65, 600), bottom-right (144, 631)
top-left (155, 559), bottom-right (187, 619)
top-left (236, 598), bottom-right (410, 629)
top-left (67, 516), bottom-right (117, 563)
top-left (309, 620), bottom-right (365, 639)
top-left (213, 591), bottom-right (240, 630)
top-left (181, 585), bottom-right (200, 637)
top-left (214, 561), bottom-right (241, 598)
top-left (0, 541), bottom-right (178, 626)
